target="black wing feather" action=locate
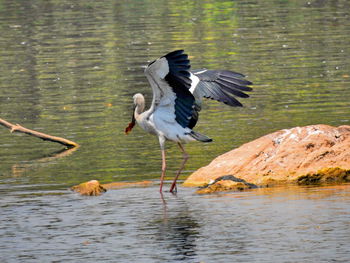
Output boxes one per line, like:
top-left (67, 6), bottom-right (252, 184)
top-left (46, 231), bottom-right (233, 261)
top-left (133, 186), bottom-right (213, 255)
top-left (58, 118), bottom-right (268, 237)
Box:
top-left (199, 81), bottom-right (243, 107)
top-left (215, 79), bottom-right (250, 98)
top-left (163, 50), bottom-right (194, 128)
top-left (218, 76), bottom-right (253, 91)
top-left (156, 51), bottom-right (253, 129)
top-left (192, 69), bottom-right (253, 107)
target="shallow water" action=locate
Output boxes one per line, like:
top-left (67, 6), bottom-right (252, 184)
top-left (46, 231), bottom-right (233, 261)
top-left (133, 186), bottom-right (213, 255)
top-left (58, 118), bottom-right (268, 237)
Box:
top-left (0, 0), bottom-right (349, 262)
top-left (1, 184), bottom-right (350, 262)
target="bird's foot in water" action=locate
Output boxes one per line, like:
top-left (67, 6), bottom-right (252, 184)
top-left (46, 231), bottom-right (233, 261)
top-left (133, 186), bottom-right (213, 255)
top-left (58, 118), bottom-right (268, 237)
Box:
top-left (169, 184), bottom-right (177, 194)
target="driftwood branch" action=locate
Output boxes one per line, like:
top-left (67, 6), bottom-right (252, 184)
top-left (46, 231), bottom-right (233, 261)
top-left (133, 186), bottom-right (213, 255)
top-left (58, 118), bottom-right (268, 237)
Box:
top-left (0, 118), bottom-right (79, 148)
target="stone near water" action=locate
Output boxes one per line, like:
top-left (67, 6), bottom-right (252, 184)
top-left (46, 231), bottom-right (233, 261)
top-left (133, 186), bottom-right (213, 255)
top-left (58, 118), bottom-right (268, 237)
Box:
top-left (196, 175), bottom-right (257, 194)
top-left (71, 180), bottom-right (153, 196)
top-left (184, 125), bottom-right (350, 189)
top-left (71, 180), bottom-right (106, 196)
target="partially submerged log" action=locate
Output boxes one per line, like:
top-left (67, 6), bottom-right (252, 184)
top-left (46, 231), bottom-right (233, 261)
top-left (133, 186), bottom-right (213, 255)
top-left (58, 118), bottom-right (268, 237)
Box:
top-left (71, 180), bottom-right (153, 196)
top-left (0, 118), bottom-right (79, 148)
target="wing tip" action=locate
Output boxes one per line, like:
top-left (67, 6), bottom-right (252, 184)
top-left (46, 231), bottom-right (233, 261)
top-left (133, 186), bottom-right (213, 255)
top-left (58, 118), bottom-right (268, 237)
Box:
top-left (163, 49), bottom-right (185, 59)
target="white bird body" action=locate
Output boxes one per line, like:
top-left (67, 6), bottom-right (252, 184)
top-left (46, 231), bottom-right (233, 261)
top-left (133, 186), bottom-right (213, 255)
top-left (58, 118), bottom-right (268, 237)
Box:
top-left (125, 50), bottom-right (252, 193)
top-left (134, 93), bottom-right (196, 144)
top-left (134, 56), bottom-right (199, 145)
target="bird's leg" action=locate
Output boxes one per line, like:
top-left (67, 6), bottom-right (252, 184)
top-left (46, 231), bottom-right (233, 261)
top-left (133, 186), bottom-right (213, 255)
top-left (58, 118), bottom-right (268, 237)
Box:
top-left (169, 143), bottom-right (189, 193)
top-left (159, 136), bottom-right (166, 193)
top-left (159, 149), bottom-right (166, 193)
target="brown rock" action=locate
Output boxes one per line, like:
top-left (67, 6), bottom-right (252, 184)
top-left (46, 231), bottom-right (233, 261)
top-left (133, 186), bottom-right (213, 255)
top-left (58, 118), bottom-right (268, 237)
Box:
top-left (196, 181), bottom-right (249, 194)
top-left (184, 125), bottom-right (350, 187)
top-left (71, 180), bottom-right (153, 196)
top-left (297, 167), bottom-right (350, 185)
top-left (71, 180), bottom-right (106, 196)
top-left (196, 175), bottom-right (257, 194)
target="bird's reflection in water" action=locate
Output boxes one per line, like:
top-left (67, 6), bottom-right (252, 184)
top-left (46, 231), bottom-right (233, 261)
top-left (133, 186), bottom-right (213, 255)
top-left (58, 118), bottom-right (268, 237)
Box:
top-left (156, 192), bottom-right (199, 261)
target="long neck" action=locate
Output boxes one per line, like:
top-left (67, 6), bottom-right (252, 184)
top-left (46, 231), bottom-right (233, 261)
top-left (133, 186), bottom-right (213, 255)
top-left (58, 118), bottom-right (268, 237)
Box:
top-left (134, 99), bottom-right (146, 121)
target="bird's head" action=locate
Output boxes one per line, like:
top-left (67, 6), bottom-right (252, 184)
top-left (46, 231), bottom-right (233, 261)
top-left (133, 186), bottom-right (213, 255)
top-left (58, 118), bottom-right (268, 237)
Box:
top-left (132, 93), bottom-right (145, 106)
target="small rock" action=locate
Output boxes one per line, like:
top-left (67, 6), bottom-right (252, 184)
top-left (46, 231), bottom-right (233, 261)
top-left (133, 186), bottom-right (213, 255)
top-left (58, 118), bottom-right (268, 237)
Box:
top-left (71, 180), bottom-right (106, 196)
top-left (71, 180), bottom-right (154, 196)
top-left (196, 175), bottom-right (257, 194)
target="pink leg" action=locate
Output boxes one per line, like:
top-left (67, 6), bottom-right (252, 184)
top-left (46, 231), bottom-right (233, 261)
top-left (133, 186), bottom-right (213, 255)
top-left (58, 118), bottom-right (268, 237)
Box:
top-left (159, 149), bottom-right (166, 193)
top-left (169, 143), bottom-right (189, 193)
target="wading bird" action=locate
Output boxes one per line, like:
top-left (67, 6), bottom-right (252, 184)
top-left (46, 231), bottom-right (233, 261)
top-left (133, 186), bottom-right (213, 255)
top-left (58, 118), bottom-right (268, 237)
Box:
top-left (125, 50), bottom-right (252, 193)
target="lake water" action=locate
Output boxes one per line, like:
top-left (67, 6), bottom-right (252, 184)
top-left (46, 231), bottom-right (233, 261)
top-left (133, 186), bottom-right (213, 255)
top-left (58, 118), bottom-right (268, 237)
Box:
top-left (0, 0), bottom-right (349, 262)
top-left (1, 184), bottom-right (350, 263)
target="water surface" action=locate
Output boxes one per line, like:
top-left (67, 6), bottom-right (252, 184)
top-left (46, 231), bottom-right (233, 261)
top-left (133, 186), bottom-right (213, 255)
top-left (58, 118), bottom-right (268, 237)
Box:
top-left (1, 185), bottom-right (350, 262)
top-left (0, 0), bottom-right (349, 262)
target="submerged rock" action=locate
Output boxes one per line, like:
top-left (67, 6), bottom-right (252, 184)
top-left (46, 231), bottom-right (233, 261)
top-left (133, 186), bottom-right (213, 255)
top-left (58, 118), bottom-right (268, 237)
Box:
top-left (71, 180), bottom-right (106, 196)
top-left (196, 175), bottom-right (257, 194)
top-left (184, 125), bottom-right (350, 188)
top-left (71, 180), bottom-right (153, 196)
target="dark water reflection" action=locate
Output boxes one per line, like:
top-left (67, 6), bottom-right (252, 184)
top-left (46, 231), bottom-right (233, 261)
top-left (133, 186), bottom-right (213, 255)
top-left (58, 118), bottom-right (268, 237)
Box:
top-left (154, 194), bottom-right (199, 262)
top-left (0, 0), bottom-right (349, 262)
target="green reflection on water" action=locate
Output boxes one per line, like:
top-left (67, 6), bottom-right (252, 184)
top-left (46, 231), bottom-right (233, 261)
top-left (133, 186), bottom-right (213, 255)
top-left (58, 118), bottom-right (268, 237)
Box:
top-left (0, 0), bottom-right (349, 189)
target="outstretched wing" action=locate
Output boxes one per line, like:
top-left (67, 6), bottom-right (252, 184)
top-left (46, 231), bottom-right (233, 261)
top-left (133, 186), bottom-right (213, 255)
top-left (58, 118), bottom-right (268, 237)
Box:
top-left (190, 69), bottom-right (253, 107)
top-left (144, 50), bottom-right (195, 129)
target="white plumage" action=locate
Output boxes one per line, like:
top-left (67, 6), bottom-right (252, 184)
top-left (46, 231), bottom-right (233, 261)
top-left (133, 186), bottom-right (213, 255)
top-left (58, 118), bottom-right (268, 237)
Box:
top-left (125, 50), bottom-right (252, 193)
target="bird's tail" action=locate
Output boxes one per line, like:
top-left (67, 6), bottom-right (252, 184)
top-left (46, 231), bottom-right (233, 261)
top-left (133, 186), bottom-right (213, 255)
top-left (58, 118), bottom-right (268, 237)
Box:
top-left (189, 131), bottom-right (213, 142)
